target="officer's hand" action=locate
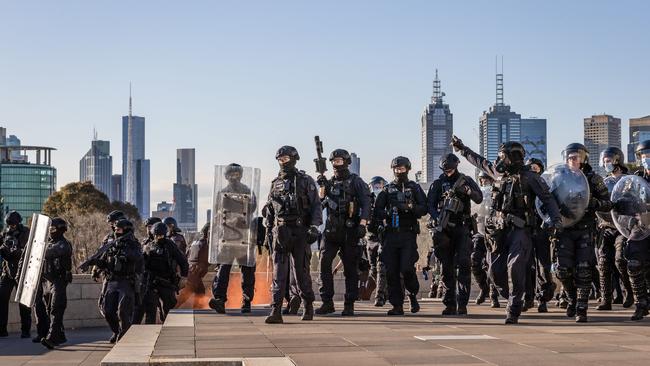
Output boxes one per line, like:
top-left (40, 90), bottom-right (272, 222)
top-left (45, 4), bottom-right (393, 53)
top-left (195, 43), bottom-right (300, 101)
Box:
top-left (454, 185), bottom-right (471, 196)
top-left (356, 224), bottom-right (367, 238)
top-left (551, 220), bottom-right (563, 233)
top-left (451, 135), bottom-right (465, 152)
top-left (316, 175), bottom-right (328, 187)
top-left (306, 225), bottom-right (319, 243)
top-left (178, 277), bottom-right (187, 290)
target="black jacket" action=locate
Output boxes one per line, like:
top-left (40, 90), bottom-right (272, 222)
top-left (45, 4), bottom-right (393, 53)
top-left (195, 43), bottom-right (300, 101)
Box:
top-left (427, 171), bottom-right (482, 223)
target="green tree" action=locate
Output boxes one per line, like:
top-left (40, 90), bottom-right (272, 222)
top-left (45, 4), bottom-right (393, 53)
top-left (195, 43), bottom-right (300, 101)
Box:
top-left (43, 181), bottom-right (112, 217)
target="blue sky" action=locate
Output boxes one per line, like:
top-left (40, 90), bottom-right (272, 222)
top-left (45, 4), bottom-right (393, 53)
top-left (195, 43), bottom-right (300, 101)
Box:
top-left (1, 0), bottom-right (649, 225)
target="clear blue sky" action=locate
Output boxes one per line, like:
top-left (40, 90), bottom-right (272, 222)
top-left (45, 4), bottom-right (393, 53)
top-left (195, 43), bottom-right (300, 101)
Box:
top-left (1, 0), bottom-right (649, 225)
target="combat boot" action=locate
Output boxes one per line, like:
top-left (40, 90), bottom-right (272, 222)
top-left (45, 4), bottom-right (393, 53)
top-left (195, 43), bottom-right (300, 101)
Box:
top-left (387, 305), bottom-right (404, 316)
top-left (575, 305), bottom-right (588, 323)
top-left (209, 298), bottom-right (226, 314)
top-left (283, 296), bottom-right (301, 315)
top-left (566, 302), bottom-right (576, 318)
top-left (596, 299), bottom-right (612, 311)
top-left (301, 301), bottom-right (314, 321)
top-left (315, 300), bottom-right (335, 315)
top-left (631, 303), bottom-right (649, 321)
top-left (623, 291), bottom-right (634, 308)
top-left (408, 294), bottom-right (420, 313)
top-left (522, 299), bottom-right (534, 312)
top-left (457, 305), bottom-right (468, 315)
top-left (504, 315), bottom-right (518, 325)
top-left (341, 302), bottom-right (354, 316)
top-left (442, 305), bottom-right (457, 315)
top-left (374, 296), bottom-right (386, 307)
top-left (265, 305), bottom-right (284, 324)
top-left (241, 300), bottom-right (252, 314)
top-left (475, 288), bottom-right (488, 305)
top-left (109, 333), bottom-right (118, 344)
top-left (537, 301), bottom-right (548, 313)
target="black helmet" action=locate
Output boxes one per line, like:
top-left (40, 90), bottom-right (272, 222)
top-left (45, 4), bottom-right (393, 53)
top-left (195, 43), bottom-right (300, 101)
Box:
top-left (369, 176), bottom-right (388, 186)
top-left (144, 217), bottom-right (162, 226)
top-left (114, 219), bottom-right (133, 232)
top-left (329, 149), bottom-right (351, 165)
top-left (439, 153), bottom-right (460, 171)
top-left (5, 211), bottom-right (22, 226)
top-left (162, 217), bottom-right (178, 227)
top-left (150, 222), bottom-right (168, 236)
top-left (562, 143), bottom-right (589, 165)
top-left (526, 158), bottom-right (545, 174)
top-left (635, 140), bottom-right (650, 162)
top-left (106, 210), bottom-right (125, 223)
top-left (275, 145), bottom-right (300, 161)
top-left (499, 142), bottom-right (526, 163)
top-left (224, 163), bottom-right (243, 177)
top-left (50, 217), bottom-right (68, 232)
top-left (600, 147), bottom-right (624, 168)
top-left (201, 222), bottom-right (210, 237)
top-left (391, 156), bottom-right (411, 170)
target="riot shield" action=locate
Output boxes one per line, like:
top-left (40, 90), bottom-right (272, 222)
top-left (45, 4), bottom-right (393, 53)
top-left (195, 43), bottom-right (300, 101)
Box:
top-left (596, 175), bottom-right (623, 228)
top-left (611, 175), bottom-right (650, 240)
top-left (15, 214), bottom-right (51, 307)
top-left (209, 165), bottom-right (261, 267)
top-left (535, 163), bottom-right (590, 229)
top-left (471, 186), bottom-right (492, 236)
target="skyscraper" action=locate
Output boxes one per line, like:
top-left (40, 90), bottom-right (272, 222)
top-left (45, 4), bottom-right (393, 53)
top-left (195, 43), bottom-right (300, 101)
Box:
top-left (421, 69), bottom-right (453, 183)
top-left (627, 115), bottom-right (650, 163)
top-left (584, 114), bottom-right (621, 175)
top-left (520, 118), bottom-right (547, 167)
top-left (111, 174), bottom-right (122, 203)
top-left (122, 85), bottom-right (150, 218)
top-left (173, 148), bottom-right (197, 232)
top-left (80, 136), bottom-right (113, 200)
top-left (350, 152), bottom-right (360, 176)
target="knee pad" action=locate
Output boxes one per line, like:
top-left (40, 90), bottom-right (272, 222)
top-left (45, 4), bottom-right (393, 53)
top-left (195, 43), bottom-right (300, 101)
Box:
top-left (555, 266), bottom-right (572, 280)
top-left (628, 259), bottom-right (643, 275)
top-left (576, 263), bottom-right (592, 281)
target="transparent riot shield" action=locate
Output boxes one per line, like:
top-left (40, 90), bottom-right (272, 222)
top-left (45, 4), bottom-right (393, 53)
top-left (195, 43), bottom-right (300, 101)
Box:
top-left (15, 214), bottom-right (51, 307)
top-left (209, 165), bottom-right (261, 267)
top-left (596, 175), bottom-right (623, 228)
top-left (471, 186), bottom-right (493, 236)
top-left (535, 163), bottom-right (590, 229)
top-left (611, 175), bottom-right (650, 241)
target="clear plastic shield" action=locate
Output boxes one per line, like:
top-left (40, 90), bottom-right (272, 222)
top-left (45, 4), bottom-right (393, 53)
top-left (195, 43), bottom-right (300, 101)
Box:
top-left (209, 165), bottom-right (261, 267)
top-left (15, 214), bottom-right (51, 307)
top-left (596, 175), bottom-right (623, 228)
top-left (471, 186), bottom-right (493, 236)
top-left (535, 163), bottom-right (590, 228)
top-left (611, 175), bottom-right (650, 240)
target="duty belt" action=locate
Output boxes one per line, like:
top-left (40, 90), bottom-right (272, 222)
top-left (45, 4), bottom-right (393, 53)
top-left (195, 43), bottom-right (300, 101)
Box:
top-left (385, 225), bottom-right (418, 233)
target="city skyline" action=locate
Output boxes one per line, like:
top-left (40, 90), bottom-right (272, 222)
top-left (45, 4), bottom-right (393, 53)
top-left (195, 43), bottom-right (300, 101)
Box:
top-left (2, 1), bottom-right (649, 226)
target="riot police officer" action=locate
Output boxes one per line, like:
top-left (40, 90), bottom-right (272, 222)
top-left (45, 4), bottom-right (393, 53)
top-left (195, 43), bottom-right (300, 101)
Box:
top-left (315, 149), bottom-right (370, 317)
top-left (0, 211), bottom-right (31, 338)
top-left (142, 222), bottom-right (188, 323)
top-left (427, 153), bottom-right (482, 315)
top-left (80, 219), bottom-right (143, 343)
top-left (452, 137), bottom-right (562, 324)
top-left (367, 176), bottom-right (389, 307)
top-left (596, 147), bottom-right (634, 311)
top-left (97, 210), bottom-right (127, 316)
top-left (132, 216), bottom-right (162, 324)
top-left (177, 222), bottom-right (210, 308)
top-left (264, 146), bottom-right (322, 324)
top-left (210, 163), bottom-right (258, 314)
top-left (370, 156), bottom-right (427, 316)
top-left (553, 143), bottom-right (611, 322)
top-left (163, 217), bottom-right (187, 255)
top-left (34, 218), bottom-right (73, 349)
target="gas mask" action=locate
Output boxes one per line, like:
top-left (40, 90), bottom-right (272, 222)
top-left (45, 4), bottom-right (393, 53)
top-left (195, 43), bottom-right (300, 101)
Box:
top-left (495, 153), bottom-right (510, 174)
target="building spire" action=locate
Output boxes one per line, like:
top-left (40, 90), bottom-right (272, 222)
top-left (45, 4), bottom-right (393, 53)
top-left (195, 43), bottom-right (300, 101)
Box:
top-left (129, 82), bottom-right (133, 117)
top-left (496, 56), bottom-right (504, 106)
top-left (432, 69), bottom-right (442, 104)
top-left (93, 126), bottom-right (97, 141)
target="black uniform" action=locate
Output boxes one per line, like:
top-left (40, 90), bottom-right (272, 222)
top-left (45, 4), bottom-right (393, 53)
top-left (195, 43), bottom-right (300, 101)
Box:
top-left (142, 237), bottom-right (189, 323)
top-left (427, 171), bottom-right (482, 312)
top-left (167, 229), bottom-right (188, 256)
top-left (34, 236), bottom-right (73, 344)
top-left (319, 171), bottom-right (370, 305)
top-left (0, 224), bottom-right (31, 337)
top-left (458, 145), bottom-right (561, 322)
top-left (367, 192), bottom-right (388, 305)
top-left (131, 233), bottom-right (154, 325)
top-left (625, 170), bottom-right (650, 318)
top-left (372, 180), bottom-right (428, 309)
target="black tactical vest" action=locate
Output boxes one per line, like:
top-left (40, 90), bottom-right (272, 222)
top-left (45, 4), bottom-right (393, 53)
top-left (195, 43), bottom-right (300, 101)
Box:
top-left (270, 173), bottom-right (310, 223)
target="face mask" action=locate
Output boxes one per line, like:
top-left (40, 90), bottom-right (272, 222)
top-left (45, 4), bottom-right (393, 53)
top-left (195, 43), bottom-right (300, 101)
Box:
top-left (372, 188), bottom-right (382, 196)
top-left (279, 160), bottom-right (296, 173)
top-left (642, 158), bottom-right (650, 170)
top-left (495, 158), bottom-right (508, 174)
top-left (604, 163), bottom-right (615, 173)
top-left (394, 172), bottom-right (409, 182)
top-left (333, 165), bottom-right (349, 176)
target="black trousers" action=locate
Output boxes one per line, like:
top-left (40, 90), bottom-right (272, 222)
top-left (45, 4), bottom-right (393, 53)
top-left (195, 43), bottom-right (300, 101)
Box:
top-left (624, 237), bottom-right (649, 307)
top-left (271, 224), bottom-right (315, 307)
top-left (212, 264), bottom-right (256, 302)
top-left (381, 230), bottom-right (420, 307)
top-left (433, 224), bottom-right (472, 308)
top-left (319, 231), bottom-right (360, 303)
top-left (0, 275), bottom-right (31, 334)
top-left (143, 284), bottom-right (177, 324)
top-left (34, 279), bottom-right (67, 340)
top-left (555, 229), bottom-right (595, 309)
top-left (597, 229), bottom-right (631, 302)
top-left (102, 279), bottom-right (135, 337)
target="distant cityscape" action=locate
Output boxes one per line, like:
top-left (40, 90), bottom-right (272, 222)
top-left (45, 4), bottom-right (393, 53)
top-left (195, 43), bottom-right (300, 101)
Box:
top-left (1, 65), bottom-right (649, 230)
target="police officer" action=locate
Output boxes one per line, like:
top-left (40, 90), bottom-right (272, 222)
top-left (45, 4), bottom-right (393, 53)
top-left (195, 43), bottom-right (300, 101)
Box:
top-left (34, 218), bottom-right (73, 349)
top-left (142, 222), bottom-right (188, 323)
top-left (0, 211), bottom-right (31, 338)
top-left (132, 217), bottom-right (162, 324)
top-left (177, 222), bottom-right (210, 308)
top-left (81, 219), bottom-right (143, 343)
top-left (163, 217), bottom-right (187, 255)
top-left (452, 137), bottom-right (562, 324)
top-left (552, 143), bottom-right (611, 322)
top-left (367, 176), bottom-right (389, 307)
top-left (315, 149), bottom-right (370, 316)
top-left (427, 153), bottom-right (482, 315)
top-left (370, 156), bottom-right (427, 316)
top-left (596, 147), bottom-right (634, 311)
top-left (470, 171), bottom-right (501, 309)
top-left (97, 210), bottom-right (127, 316)
top-left (210, 163), bottom-right (258, 314)
top-left (264, 146), bottom-right (322, 324)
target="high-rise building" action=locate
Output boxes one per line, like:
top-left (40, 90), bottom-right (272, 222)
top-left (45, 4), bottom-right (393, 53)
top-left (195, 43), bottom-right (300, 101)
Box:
top-left (151, 201), bottom-right (173, 219)
top-left (627, 115), bottom-right (650, 163)
top-left (111, 174), bottom-right (122, 203)
top-left (520, 118), bottom-right (547, 167)
top-left (350, 152), bottom-right (360, 176)
top-left (79, 135), bottom-right (113, 200)
top-left (173, 148), bottom-right (197, 232)
top-left (479, 68), bottom-right (521, 163)
top-left (1, 128), bottom-right (56, 219)
top-left (421, 70), bottom-right (453, 183)
top-left (122, 86), bottom-right (150, 218)
top-left (584, 114), bottom-right (621, 175)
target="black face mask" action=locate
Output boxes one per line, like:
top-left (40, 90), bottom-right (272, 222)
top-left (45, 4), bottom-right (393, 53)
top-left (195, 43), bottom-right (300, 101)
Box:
top-left (49, 229), bottom-right (64, 241)
top-left (495, 156), bottom-right (509, 174)
top-left (279, 160), bottom-right (296, 175)
top-left (333, 165), bottom-right (350, 177)
top-left (394, 171), bottom-right (409, 183)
